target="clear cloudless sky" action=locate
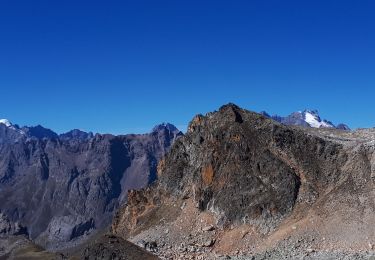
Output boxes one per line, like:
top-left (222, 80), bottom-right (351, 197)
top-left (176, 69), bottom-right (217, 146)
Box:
top-left (0, 0), bottom-right (374, 134)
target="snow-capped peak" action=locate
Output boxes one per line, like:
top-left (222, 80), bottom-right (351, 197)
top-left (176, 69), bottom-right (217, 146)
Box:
top-left (262, 109), bottom-right (349, 130)
top-left (0, 119), bottom-right (12, 127)
top-left (303, 110), bottom-right (334, 128)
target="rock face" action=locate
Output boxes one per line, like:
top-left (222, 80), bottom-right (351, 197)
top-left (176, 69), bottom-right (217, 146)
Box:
top-left (0, 121), bottom-right (182, 250)
top-left (112, 104), bottom-right (375, 259)
top-left (0, 213), bottom-right (28, 237)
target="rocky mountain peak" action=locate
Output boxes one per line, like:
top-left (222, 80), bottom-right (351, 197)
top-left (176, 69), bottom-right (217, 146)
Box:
top-left (218, 102), bottom-right (241, 111)
top-left (20, 125), bottom-right (58, 139)
top-left (59, 129), bottom-right (94, 141)
top-left (302, 109), bottom-right (319, 116)
top-left (114, 104), bottom-right (327, 234)
top-left (152, 123), bottom-right (180, 134)
top-left (188, 103), bottom-right (245, 134)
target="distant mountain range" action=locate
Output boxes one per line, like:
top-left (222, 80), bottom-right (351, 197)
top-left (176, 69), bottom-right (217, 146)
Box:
top-left (0, 119), bottom-right (94, 143)
top-left (0, 109), bottom-right (351, 138)
top-left (260, 109), bottom-right (350, 130)
top-left (0, 119), bottom-right (182, 250)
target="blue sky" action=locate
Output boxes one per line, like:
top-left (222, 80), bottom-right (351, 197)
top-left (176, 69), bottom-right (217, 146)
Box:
top-left (0, 1), bottom-right (374, 134)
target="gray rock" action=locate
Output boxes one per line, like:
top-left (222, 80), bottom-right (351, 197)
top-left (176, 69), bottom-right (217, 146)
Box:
top-left (42, 215), bottom-right (95, 244)
top-left (202, 225), bottom-right (215, 232)
top-left (203, 239), bottom-right (215, 247)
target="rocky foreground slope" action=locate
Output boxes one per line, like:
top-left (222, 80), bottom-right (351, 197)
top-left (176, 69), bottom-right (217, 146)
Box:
top-left (0, 121), bottom-right (182, 252)
top-left (112, 104), bottom-right (375, 259)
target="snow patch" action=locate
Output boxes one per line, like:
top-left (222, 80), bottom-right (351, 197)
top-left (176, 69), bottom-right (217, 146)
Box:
top-left (304, 111), bottom-right (334, 128)
top-left (0, 119), bottom-right (12, 127)
top-left (0, 119), bottom-right (25, 134)
top-left (304, 112), bottom-right (321, 128)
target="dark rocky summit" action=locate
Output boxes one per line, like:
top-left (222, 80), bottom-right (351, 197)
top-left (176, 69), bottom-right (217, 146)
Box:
top-left (21, 125), bottom-right (59, 139)
top-left (0, 120), bottom-right (182, 252)
top-left (59, 129), bottom-right (94, 141)
top-left (112, 104), bottom-right (374, 259)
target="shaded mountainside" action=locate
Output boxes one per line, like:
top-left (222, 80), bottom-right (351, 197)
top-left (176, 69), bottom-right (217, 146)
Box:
top-left (112, 104), bottom-right (375, 259)
top-left (0, 122), bottom-right (182, 251)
